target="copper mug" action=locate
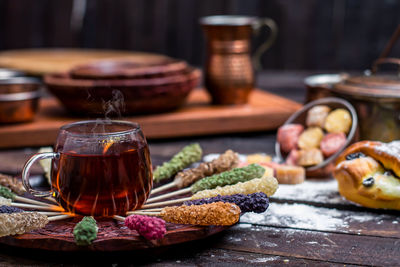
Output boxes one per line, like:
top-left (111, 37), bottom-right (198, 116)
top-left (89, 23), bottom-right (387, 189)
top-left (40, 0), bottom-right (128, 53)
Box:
top-left (200, 15), bottom-right (277, 105)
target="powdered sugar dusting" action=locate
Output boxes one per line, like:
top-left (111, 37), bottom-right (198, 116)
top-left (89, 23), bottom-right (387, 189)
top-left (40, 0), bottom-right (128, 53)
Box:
top-left (249, 256), bottom-right (280, 263)
top-left (242, 203), bottom-right (346, 231)
top-left (241, 203), bottom-right (392, 233)
top-left (273, 179), bottom-right (344, 204)
top-left (375, 141), bottom-right (400, 158)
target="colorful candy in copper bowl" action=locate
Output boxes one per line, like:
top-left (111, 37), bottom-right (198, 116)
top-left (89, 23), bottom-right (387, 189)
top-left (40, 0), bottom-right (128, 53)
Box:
top-left (275, 97), bottom-right (358, 177)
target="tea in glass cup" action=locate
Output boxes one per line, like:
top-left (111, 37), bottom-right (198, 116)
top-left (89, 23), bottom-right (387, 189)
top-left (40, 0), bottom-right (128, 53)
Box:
top-left (22, 120), bottom-right (153, 216)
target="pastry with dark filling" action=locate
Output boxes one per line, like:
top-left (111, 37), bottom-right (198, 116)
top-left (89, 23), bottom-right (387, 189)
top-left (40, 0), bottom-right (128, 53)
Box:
top-left (334, 140), bottom-right (400, 209)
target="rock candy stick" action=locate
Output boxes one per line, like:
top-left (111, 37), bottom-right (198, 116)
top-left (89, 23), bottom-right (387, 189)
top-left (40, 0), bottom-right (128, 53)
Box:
top-left (151, 150), bottom-right (239, 195)
top-left (0, 173), bottom-right (25, 195)
top-left (0, 185), bottom-right (57, 208)
top-left (124, 215), bottom-right (166, 240)
top-left (190, 164), bottom-right (265, 193)
top-left (0, 196), bottom-right (12, 206)
top-left (0, 212), bottom-right (48, 237)
top-left (192, 176), bottom-right (278, 200)
top-left (139, 176), bottom-right (278, 209)
top-left (147, 164), bottom-right (266, 204)
top-left (0, 173), bottom-right (58, 205)
top-left (0, 205), bottom-right (24, 213)
top-left (160, 202), bottom-right (240, 226)
top-left (183, 192), bottom-right (269, 214)
top-left (141, 193), bottom-right (270, 214)
top-left (73, 216), bottom-right (98, 246)
top-left (153, 143), bottom-right (203, 183)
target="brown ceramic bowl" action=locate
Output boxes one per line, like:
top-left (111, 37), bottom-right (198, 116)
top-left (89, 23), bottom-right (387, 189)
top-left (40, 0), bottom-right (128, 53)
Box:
top-left (44, 68), bottom-right (201, 116)
top-left (70, 58), bottom-right (188, 80)
top-left (0, 77), bottom-right (41, 123)
top-left (275, 97), bottom-right (358, 177)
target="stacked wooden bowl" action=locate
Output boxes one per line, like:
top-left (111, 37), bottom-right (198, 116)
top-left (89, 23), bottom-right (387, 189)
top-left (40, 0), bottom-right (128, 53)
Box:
top-left (44, 57), bottom-right (201, 116)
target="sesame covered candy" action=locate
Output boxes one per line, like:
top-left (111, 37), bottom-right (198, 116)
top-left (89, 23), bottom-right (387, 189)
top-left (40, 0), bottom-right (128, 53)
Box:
top-left (191, 176), bottom-right (278, 200)
top-left (125, 215), bottom-right (166, 240)
top-left (0, 196), bottom-right (12, 206)
top-left (191, 164), bottom-right (266, 193)
top-left (174, 150), bottom-right (239, 188)
top-left (73, 216), bottom-right (98, 246)
top-left (184, 192), bottom-right (269, 214)
top-left (160, 202), bottom-right (240, 226)
top-left (0, 174), bottom-right (25, 195)
top-left (0, 212), bottom-right (48, 237)
top-left (153, 143), bottom-right (203, 183)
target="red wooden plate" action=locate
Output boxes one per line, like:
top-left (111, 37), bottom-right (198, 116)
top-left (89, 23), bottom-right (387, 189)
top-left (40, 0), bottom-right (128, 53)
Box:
top-left (0, 217), bottom-right (228, 251)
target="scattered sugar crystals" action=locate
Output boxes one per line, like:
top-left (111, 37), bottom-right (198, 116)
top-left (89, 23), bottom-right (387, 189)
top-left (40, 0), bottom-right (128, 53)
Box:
top-left (241, 202), bottom-right (392, 233)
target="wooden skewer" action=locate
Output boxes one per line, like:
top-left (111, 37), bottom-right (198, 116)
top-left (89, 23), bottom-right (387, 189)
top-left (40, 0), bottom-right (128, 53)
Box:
top-left (150, 182), bottom-right (177, 196)
top-left (38, 211), bottom-right (69, 216)
top-left (14, 196), bottom-right (55, 207)
top-left (141, 197), bottom-right (191, 209)
top-left (44, 197), bottom-right (58, 205)
top-left (48, 214), bottom-right (74, 221)
top-left (135, 208), bottom-right (163, 212)
top-left (146, 187), bottom-right (191, 203)
top-left (127, 208), bottom-right (162, 215)
top-left (113, 215), bottom-right (125, 222)
top-left (11, 202), bottom-right (64, 212)
top-left (129, 211), bottom-right (160, 216)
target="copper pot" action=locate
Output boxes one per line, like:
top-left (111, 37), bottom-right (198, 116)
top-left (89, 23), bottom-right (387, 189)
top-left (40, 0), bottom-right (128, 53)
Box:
top-left (331, 58), bottom-right (400, 142)
top-left (304, 73), bottom-right (349, 103)
top-left (200, 15), bottom-right (277, 105)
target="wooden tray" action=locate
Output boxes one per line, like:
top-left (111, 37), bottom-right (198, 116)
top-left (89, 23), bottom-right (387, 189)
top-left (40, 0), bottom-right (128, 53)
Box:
top-left (0, 217), bottom-right (227, 251)
top-left (0, 89), bottom-right (301, 148)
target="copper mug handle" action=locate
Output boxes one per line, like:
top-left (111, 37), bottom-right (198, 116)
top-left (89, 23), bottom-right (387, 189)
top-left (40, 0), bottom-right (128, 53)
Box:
top-left (252, 18), bottom-right (278, 70)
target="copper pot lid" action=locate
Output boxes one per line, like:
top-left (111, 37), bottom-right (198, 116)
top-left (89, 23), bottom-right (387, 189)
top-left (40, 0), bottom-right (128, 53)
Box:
top-left (333, 58), bottom-right (400, 99)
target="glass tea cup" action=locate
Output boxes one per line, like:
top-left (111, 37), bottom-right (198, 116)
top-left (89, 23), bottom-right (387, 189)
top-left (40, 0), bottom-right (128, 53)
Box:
top-left (22, 120), bottom-right (153, 216)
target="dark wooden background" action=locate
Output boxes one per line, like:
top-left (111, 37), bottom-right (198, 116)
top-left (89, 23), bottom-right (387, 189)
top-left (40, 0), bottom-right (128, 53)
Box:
top-left (0, 0), bottom-right (399, 70)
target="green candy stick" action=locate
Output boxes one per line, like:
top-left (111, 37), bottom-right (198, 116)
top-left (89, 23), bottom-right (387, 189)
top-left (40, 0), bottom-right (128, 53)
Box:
top-left (0, 185), bottom-right (15, 201)
top-left (190, 164), bottom-right (266, 193)
top-left (153, 143), bottom-right (203, 183)
top-left (73, 216), bottom-right (98, 246)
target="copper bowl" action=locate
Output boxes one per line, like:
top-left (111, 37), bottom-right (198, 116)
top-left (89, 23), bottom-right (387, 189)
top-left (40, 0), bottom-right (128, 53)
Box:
top-left (304, 73), bottom-right (349, 103)
top-left (44, 68), bottom-right (201, 116)
top-left (0, 68), bottom-right (24, 79)
top-left (0, 77), bottom-right (41, 123)
top-left (275, 97), bottom-right (358, 177)
top-left (70, 58), bottom-right (188, 80)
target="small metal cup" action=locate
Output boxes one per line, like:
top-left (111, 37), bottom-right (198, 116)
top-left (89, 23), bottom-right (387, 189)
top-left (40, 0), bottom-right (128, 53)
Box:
top-left (0, 77), bottom-right (41, 123)
top-left (200, 15), bottom-right (277, 105)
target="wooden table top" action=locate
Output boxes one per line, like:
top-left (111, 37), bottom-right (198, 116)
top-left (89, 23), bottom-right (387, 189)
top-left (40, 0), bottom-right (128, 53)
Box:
top-left (1, 70), bottom-right (397, 266)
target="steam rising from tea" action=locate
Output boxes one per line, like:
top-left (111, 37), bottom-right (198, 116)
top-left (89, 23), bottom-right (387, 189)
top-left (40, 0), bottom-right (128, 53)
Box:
top-left (51, 91), bottom-right (153, 216)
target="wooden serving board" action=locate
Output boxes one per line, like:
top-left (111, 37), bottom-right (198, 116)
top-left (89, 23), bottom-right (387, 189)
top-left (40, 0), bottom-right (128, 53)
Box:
top-left (0, 217), bottom-right (227, 252)
top-left (0, 89), bottom-right (301, 148)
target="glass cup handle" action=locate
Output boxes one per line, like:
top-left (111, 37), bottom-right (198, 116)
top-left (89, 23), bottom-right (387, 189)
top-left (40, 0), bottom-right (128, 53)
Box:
top-left (252, 18), bottom-right (278, 70)
top-left (22, 152), bottom-right (59, 197)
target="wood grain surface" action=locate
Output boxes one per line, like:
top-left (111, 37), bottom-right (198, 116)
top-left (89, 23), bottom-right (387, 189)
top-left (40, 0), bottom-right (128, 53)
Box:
top-left (0, 89), bottom-right (301, 148)
top-left (0, 71), bottom-right (397, 266)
